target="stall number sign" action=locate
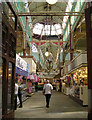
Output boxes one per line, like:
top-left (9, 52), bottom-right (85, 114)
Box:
top-left (16, 54), bottom-right (28, 72)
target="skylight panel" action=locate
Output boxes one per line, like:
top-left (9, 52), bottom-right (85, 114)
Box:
top-left (42, 30), bottom-right (45, 35)
top-left (51, 31), bottom-right (56, 35)
top-left (45, 30), bottom-right (50, 35)
top-left (33, 28), bottom-right (42, 35)
top-left (51, 25), bottom-right (55, 31)
top-left (47, 30), bottom-right (50, 35)
top-left (33, 23), bottom-right (62, 36)
top-left (54, 24), bottom-right (61, 30)
top-left (56, 29), bottom-right (62, 35)
top-left (34, 23), bottom-right (43, 30)
top-left (44, 25), bottom-right (50, 31)
top-left (37, 23), bottom-right (44, 29)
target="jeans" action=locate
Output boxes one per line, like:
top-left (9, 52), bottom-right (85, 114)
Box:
top-left (45, 94), bottom-right (51, 107)
top-left (18, 93), bottom-right (22, 107)
top-left (14, 94), bottom-right (18, 110)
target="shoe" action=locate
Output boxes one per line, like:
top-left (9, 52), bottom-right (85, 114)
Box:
top-left (46, 105), bottom-right (49, 108)
top-left (19, 106), bottom-right (22, 108)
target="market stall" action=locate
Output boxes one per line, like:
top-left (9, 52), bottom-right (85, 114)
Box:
top-left (16, 54), bottom-right (29, 104)
top-left (66, 52), bottom-right (88, 106)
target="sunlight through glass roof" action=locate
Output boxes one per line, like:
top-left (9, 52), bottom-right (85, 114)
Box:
top-left (33, 23), bottom-right (62, 36)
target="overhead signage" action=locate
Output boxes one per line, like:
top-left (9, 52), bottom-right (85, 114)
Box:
top-left (16, 54), bottom-right (29, 72)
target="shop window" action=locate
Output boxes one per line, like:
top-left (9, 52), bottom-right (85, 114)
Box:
top-left (7, 62), bottom-right (13, 112)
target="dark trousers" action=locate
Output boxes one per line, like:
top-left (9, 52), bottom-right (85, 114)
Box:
top-left (35, 86), bottom-right (38, 92)
top-left (14, 94), bottom-right (17, 110)
top-left (45, 94), bottom-right (51, 107)
top-left (18, 93), bottom-right (22, 107)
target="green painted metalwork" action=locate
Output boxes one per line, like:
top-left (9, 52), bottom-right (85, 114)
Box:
top-left (62, 0), bottom-right (86, 61)
top-left (14, 2), bottom-right (32, 41)
top-left (63, 1), bottom-right (86, 46)
top-left (13, 2), bottom-right (45, 65)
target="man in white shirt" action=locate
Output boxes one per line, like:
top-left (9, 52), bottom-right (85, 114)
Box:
top-left (43, 80), bottom-right (53, 108)
top-left (14, 81), bottom-right (18, 110)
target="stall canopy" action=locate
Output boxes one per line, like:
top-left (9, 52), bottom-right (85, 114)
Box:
top-left (29, 74), bottom-right (40, 83)
top-left (26, 74), bottom-right (40, 83)
top-left (16, 54), bottom-right (29, 77)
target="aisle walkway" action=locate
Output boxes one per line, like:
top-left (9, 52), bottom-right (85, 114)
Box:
top-left (15, 91), bottom-right (88, 118)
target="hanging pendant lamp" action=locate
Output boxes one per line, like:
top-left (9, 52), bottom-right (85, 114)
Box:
top-left (45, 48), bottom-right (49, 57)
top-left (46, 0), bottom-right (58, 4)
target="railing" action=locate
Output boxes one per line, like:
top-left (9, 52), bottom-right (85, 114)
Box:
top-left (68, 52), bottom-right (87, 73)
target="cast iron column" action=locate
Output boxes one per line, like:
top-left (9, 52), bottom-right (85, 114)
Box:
top-left (69, 16), bottom-right (73, 61)
top-left (23, 16), bottom-right (28, 56)
top-left (85, 6), bottom-right (92, 120)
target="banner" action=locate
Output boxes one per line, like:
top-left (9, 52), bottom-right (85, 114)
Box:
top-left (16, 54), bottom-right (29, 76)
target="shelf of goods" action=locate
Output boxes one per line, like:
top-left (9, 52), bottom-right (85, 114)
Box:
top-left (66, 52), bottom-right (88, 106)
top-left (66, 67), bottom-right (88, 106)
top-left (80, 85), bottom-right (88, 106)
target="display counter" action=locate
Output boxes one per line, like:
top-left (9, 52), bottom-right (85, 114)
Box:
top-left (66, 52), bottom-right (88, 106)
top-left (69, 85), bottom-right (88, 106)
top-left (80, 85), bottom-right (88, 106)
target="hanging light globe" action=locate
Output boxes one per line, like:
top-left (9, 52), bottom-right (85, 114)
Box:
top-left (46, 0), bottom-right (58, 4)
top-left (45, 52), bottom-right (49, 57)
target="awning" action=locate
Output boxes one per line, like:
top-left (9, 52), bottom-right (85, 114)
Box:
top-left (16, 67), bottom-right (29, 77)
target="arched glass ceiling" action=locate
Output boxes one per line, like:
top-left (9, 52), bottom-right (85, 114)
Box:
top-left (33, 23), bottom-right (62, 36)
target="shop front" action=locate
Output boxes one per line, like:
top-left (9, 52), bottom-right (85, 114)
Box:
top-left (62, 52), bottom-right (88, 106)
top-left (66, 67), bottom-right (88, 106)
top-left (68, 52), bottom-right (88, 106)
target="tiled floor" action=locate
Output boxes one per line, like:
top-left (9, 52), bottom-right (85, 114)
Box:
top-left (15, 91), bottom-right (88, 119)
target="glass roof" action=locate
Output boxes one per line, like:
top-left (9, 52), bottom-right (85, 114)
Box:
top-left (32, 1), bottom-right (73, 36)
top-left (33, 23), bottom-right (62, 36)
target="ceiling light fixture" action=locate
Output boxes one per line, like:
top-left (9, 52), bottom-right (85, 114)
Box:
top-left (45, 48), bottom-right (49, 57)
top-left (45, 52), bottom-right (49, 57)
top-left (46, 0), bottom-right (58, 4)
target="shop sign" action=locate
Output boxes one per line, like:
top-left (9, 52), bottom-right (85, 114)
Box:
top-left (16, 54), bottom-right (28, 72)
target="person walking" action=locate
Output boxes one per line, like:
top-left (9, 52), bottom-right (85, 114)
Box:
top-left (43, 80), bottom-right (53, 108)
top-left (35, 82), bottom-right (38, 92)
top-left (14, 80), bottom-right (18, 110)
top-left (18, 80), bottom-right (23, 108)
top-left (18, 85), bottom-right (23, 108)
